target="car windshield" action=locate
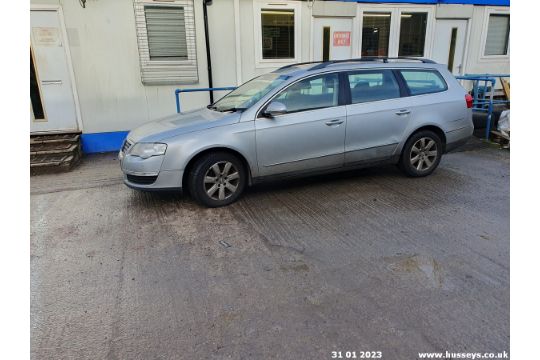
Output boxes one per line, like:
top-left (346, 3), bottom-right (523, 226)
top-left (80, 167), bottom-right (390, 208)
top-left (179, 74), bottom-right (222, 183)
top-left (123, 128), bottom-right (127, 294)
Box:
top-left (210, 73), bottom-right (290, 112)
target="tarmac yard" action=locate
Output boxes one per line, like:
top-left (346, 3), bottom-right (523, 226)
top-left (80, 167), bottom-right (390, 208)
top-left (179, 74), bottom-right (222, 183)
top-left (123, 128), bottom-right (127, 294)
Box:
top-left (31, 145), bottom-right (509, 359)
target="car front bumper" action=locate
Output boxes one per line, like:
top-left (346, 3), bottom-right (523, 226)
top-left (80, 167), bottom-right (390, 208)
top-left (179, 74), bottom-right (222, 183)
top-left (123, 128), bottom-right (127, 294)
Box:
top-left (119, 150), bottom-right (183, 191)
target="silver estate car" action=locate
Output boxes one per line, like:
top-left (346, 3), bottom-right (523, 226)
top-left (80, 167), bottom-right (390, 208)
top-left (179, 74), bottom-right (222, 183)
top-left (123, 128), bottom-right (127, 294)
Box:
top-left (119, 57), bottom-right (473, 207)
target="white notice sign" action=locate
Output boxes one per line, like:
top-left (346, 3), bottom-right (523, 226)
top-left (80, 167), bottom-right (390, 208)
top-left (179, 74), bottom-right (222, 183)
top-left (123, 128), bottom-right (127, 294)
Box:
top-left (33, 27), bottom-right (61, 47)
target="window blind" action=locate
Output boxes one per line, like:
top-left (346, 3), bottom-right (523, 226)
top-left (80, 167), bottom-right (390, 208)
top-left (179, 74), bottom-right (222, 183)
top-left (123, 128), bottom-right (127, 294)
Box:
top-left (134, 0), bottom-right (198, 85)
top-left (145, 6), bottom-right (188, 59)
top-left (485, 14), bottom-right (509, 56)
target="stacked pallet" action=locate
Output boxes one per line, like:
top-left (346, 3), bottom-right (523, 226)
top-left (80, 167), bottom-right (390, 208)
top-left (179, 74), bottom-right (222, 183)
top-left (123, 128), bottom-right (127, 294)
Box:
top-left (30, 132), bottom-right (82, 174)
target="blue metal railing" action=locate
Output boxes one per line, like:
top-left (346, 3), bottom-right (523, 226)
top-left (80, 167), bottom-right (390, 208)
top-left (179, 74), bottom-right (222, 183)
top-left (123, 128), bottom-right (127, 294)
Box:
top-left (456, 74), bottom-right (510, 139)
top-left (465, 73), bottom-right (510, 79)
top-left (175, 87), bottom-right (237, 113)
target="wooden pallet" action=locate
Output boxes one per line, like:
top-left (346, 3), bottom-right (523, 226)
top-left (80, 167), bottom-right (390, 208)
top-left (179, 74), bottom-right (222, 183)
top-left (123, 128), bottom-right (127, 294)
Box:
top-left (491, 130), bottom-right (510, 149)
top-left (501, 79), bottom-right (510, 101)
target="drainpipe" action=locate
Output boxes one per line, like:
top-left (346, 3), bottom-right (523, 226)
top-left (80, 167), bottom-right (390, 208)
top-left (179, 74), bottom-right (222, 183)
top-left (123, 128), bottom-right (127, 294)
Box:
top-left (233, 0), bottom-right (242, 85)
top-left (203, 0), bottom-right (214, 103)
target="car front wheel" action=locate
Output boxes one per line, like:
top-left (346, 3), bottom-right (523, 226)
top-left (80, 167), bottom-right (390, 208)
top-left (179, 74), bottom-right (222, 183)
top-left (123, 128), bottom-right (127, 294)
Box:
top-left (187, 152), bottom-right (246, 207)
top-left (399, 130), bottom-right (442, 177)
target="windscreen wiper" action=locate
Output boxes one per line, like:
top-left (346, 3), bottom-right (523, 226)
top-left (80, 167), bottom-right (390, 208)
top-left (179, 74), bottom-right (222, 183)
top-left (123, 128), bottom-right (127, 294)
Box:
top-left (218, 107), bottom-right (247, 113)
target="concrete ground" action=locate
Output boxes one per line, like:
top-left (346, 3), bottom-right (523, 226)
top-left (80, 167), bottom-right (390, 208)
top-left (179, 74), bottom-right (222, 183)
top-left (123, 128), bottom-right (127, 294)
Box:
top-left (31, 144), bottom-right (509, 359)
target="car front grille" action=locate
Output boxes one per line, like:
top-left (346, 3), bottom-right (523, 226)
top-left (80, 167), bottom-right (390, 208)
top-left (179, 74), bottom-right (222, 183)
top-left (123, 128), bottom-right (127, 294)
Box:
top-left (122, 139), bottom-right (133, 153)
top-left (126, 174), bottom-right (158, 185)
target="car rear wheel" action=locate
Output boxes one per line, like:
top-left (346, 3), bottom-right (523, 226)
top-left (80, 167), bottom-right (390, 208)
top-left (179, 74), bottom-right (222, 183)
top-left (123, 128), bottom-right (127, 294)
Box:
top-left (187, 152), bottom-right (246, 207)
top-left (399, 130), bottom-right (442, 177)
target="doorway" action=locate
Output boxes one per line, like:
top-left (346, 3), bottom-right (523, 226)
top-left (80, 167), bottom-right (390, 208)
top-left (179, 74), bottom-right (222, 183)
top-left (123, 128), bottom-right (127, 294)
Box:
top-left (313, 17), bottom-right (353, 61)
top-left (432, 19), bottom-right (468, 75)
top-left (30, 8), bottom-right (79, 133)
top-left (30, 48), bottom-right (45, 121)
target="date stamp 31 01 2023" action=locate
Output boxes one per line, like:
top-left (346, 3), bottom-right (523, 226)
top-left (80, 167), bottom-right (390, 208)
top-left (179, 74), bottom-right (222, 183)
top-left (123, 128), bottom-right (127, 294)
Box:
top-left (331, 351), bottom-right (383, 359)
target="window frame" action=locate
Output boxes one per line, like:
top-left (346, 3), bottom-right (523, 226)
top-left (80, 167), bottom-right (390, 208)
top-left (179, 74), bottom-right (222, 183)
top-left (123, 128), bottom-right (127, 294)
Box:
top-left (345, 69), bottom-right (404, 105)
top-left (397, 69), bottom-right (449, 97)
top-left (253, 0), bottom-right (301, 69)
top-left (257, 67), bottom-right (448, 118)
top-left (480, 7), bottom-right (510, 60)
top-left (355, 5), bottom-right (435, 59)
top-left (397, 10), bottom-right (430, 58)
top-left (257, 71), bottom-right (346, 118)
top-left (361, 11), bottom-right (393, 58)
top-left (134, 0), bottom-right (198, 85)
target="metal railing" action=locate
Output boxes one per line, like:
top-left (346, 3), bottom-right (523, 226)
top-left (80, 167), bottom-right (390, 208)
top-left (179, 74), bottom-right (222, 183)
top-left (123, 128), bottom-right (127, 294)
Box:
top-left (456, 74), bottom-right (510, 139)
top-left (174, 87), bottom-right (237, 113)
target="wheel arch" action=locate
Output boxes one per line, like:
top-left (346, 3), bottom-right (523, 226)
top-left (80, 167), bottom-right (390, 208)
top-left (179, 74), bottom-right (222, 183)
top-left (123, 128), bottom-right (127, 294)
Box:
top-left (401, 125), bottom-right (447, 155)
top-left (182, 146), bottom-right (253, 191)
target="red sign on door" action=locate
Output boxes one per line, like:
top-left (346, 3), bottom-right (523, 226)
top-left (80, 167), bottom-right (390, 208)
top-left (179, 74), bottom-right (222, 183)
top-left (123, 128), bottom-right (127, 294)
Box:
top-left (333, 31), bottom-right (351, 47)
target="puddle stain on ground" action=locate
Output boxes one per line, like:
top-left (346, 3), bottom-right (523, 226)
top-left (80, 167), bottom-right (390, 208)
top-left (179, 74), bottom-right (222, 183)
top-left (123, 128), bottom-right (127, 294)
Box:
top-left (216, 311), bottom-right (239, 328)
top-left (385, 254), bottom-right (446, 289)
top-left (279, 262), bottom-right (310, 272)
top-left (479, 233), bottom-right (491, 240)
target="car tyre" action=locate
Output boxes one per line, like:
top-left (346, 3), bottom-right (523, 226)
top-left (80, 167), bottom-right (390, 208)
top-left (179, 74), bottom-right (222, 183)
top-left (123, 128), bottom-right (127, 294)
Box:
top-left (399, 130), bottom-right (442, 177)
top-left (187, 152), bottom-right (247, 207)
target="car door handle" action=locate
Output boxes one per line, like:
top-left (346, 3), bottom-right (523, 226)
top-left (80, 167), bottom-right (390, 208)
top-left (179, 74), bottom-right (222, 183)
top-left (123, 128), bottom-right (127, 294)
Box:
top-left (395, 109), bottom-right (411, 115)
top-left (325, 119), bottom-right (344, 126)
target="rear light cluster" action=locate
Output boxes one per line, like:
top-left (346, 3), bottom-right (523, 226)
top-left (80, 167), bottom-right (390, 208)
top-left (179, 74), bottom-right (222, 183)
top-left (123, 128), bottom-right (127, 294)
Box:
top-left (465, 94), bottom-right (473, 109)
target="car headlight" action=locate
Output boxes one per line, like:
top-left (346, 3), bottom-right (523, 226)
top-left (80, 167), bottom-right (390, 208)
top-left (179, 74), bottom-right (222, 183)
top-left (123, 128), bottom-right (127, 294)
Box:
top-left (128, 143), bottom-right (167, 159)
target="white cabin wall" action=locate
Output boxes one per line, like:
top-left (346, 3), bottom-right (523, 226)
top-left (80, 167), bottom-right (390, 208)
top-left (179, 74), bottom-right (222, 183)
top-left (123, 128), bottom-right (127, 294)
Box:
top-left (202, 0), bottom-right (238, 100)
top-left (239, 0), bottom-right (262, 81)
top-left (464, 6), bottom-right (510, 76)
top-left (31, 0), bottom-right (212, 134)
top-left (238, 0), bottom-right (313, 81)
top-left (30, 0), bottom-right (510, 135)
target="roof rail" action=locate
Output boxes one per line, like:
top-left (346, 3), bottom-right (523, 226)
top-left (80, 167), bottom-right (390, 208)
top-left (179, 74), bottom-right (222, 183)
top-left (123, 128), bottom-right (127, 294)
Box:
top-left (276, 57), bottom-right (436, 72)
top-left (276, 61), bottom-right (324, 71)
top-left (309, 57), bottom-right (436, 70)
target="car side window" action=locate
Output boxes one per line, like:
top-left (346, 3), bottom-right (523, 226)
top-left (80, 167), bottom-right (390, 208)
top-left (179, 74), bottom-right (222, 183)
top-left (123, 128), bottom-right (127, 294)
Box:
top-left (274, 73), bottom-right (339, 113)
top-left (400, 70), bottom-right (447, 96)
top-left (347, 70), bottom-right (401, 104)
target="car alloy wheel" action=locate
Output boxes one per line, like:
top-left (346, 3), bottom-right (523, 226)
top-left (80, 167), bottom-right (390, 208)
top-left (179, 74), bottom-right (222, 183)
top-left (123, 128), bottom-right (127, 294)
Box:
top-left (188, 152), bottom-right (246, 207)
top-left (410, 137), bottom-right (438, 172)
top-left (203, 161), bottom-right (240, 201)
top-left (398, 130), bottom-right (442, 177)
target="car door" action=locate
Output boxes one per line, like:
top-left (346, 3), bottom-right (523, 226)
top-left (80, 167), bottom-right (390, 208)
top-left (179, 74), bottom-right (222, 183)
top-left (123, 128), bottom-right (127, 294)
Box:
top-left (344, 69), bottom-right (410, 164)
top-left (255, 72), bottom-right (346, 177)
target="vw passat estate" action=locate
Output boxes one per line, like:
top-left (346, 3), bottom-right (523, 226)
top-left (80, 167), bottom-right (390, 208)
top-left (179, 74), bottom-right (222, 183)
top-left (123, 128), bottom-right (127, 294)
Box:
top-left (119, 57), bottom-right (473, 207)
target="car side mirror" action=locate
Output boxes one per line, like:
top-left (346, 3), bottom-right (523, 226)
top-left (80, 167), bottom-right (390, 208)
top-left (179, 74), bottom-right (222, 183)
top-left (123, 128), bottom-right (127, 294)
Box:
top-left (263, 101), bottom-right (287, 117)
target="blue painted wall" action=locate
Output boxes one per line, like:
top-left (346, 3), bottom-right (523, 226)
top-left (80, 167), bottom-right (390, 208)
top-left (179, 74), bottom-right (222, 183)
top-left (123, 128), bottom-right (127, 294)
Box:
top-left (335, 0), bottom-right (509, 5)
top-left (81, 131), bottom-right (128, 154)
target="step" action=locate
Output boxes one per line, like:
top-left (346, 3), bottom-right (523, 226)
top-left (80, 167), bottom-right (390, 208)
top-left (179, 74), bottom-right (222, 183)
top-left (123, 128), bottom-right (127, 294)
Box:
top-left (30, 153), bottom-right (81, 175)
top-left (31, 154), bottom-right (75, 168)
top-left (30, 143), bottom-right (79, 155)
top-left (30, 133), bottom-right (80, 145)
top-left (30, 132), bottom-right (82, 174)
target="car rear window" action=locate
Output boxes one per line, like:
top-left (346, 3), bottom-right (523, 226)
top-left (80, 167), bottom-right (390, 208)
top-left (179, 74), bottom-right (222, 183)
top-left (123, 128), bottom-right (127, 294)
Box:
top-left (347, 70), bottom-right (401, 104)
top-left (399, 70), bottom-right (447, 96)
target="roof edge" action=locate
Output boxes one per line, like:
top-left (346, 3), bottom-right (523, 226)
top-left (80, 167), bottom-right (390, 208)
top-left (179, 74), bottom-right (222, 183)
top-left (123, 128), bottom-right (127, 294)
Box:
top-left (329, 0), bottom-right (509, 6)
